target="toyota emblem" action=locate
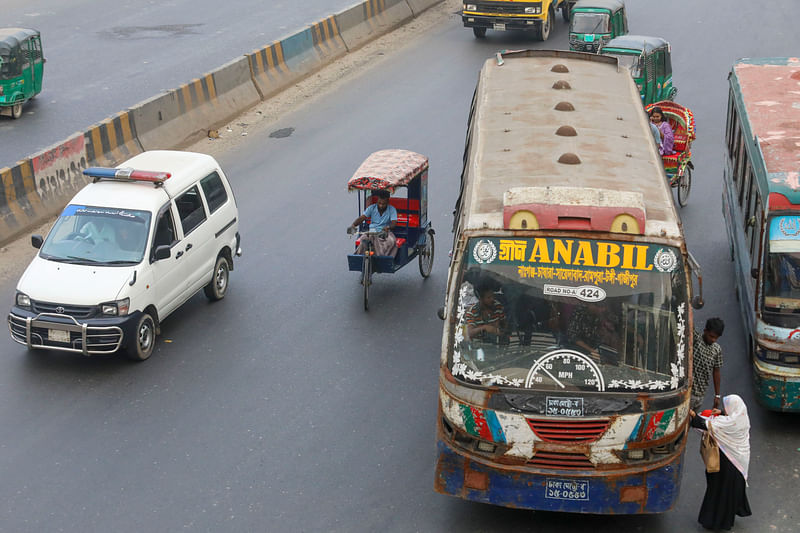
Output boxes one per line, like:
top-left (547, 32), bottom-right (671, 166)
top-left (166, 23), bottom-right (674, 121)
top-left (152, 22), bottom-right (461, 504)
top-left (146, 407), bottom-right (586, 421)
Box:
top-left (55, 306), bottom-right (65, 314)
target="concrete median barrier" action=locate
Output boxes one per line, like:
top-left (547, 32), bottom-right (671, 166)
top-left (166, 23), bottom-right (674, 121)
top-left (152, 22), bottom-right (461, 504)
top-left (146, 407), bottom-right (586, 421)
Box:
top-left (336, 0), bottom-right (414, 52)
top-left (406, 0), bottom-right (440, 16)
top-left (1, 159), bottom-right (41, 243)
top-left (84, 111), bottom-right (143, 167)
top-left (248, 17), bottom-right (347, 100)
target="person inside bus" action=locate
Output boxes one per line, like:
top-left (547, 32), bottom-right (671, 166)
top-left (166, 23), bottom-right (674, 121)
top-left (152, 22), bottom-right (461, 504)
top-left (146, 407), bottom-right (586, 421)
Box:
top-left (567, 302), bottom-right (620, 365)
top-left (348, 189), bottom-right (398, 257)
top-left (649, 106), bottom-right (674, 156)
top-left (466, 281), bottom-right (508, 344)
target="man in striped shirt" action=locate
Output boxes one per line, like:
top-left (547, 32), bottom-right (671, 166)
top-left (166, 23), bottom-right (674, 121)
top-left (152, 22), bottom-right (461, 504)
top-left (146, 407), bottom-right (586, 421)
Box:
top-left (691, 317), bottom-right (725, 411)
top-left (466, 281), bottom-right (508, 343)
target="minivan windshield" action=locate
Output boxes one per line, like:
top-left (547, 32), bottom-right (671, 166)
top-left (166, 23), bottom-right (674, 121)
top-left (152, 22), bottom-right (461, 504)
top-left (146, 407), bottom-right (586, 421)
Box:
top-left (448, 237), bottom-right (688, 393)
top-left (40, 205), bottom-right (152, 266)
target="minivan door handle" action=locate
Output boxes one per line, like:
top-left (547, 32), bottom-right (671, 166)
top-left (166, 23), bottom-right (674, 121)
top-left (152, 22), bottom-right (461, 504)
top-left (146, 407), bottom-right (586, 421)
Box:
top-left (175, 250), bottom-right (184, 259)
top-left (185, 243), bottom-right (193, 251)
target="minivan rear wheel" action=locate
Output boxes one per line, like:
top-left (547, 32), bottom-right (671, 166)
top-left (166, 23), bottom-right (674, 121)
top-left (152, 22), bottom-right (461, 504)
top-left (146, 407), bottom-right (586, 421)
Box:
top-left (204, 255), bottom-right (230, 301)
top-left (126, 312), bottom-right (156, 361)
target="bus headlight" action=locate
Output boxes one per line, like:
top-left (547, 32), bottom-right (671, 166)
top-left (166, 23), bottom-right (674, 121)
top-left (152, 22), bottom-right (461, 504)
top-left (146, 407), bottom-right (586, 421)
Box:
top-left (15, 292), bottom-right (31, 309)
top-left (765, 350), bottom-right (780, 361)
top-left (627, 449), bottom-right (645, 460)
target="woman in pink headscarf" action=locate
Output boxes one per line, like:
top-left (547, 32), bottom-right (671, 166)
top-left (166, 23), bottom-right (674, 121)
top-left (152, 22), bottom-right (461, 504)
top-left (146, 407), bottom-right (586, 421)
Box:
top-left (689, 394), bottom-right (752, 531)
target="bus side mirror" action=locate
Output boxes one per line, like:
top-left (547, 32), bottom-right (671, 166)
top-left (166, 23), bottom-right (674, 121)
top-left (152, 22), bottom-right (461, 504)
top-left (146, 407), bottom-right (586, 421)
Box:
top-left (687, 251), bottom-right (704, 310)
top-left (31, 234), bottom-right (43, 249)
top-left (751, 268), bottom-right (759, 279)
top-left (437, 307), bottom-right (446, 320)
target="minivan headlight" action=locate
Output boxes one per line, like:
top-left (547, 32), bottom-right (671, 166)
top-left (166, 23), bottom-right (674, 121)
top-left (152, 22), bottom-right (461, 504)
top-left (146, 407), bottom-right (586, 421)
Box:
top-left (101, 298), bottom-right (130, 316)
top-left (15, 292), bottom-right (31, 309)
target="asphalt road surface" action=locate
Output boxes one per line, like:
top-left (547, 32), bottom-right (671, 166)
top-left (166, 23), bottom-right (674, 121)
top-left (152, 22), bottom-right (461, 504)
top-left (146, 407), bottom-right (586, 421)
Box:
top-left (1, 0), bottom-right (799, 531)
top-left (0, 0), bottom-right (355, 168)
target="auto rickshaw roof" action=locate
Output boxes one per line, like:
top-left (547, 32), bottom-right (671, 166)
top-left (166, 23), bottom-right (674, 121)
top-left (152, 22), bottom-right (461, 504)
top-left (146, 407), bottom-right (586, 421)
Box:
top-left (604, 35), bottom-right (668, 53)
top-left (573, 0), bottom-right (624, 12)
top-left (347, 149), bottom-right (429, 192)
top-left (0, 28), bottom-right (39, 55)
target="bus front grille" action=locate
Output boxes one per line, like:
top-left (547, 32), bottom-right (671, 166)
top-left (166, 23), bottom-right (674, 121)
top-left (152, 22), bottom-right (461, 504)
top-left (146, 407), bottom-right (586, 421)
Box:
top-left (528, 451), bottom-right (594, 469)
top-left (526, 418), bottom-right (610, 443)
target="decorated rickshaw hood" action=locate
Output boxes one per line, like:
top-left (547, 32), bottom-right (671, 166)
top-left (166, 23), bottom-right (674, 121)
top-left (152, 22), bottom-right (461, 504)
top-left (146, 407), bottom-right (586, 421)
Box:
top-left (347, 149), bottom-right (428, 192)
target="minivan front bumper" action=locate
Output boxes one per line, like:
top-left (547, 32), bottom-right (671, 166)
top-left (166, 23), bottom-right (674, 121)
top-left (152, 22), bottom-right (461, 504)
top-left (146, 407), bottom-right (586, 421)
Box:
top-left (7, 307), bottom-right (142, 355)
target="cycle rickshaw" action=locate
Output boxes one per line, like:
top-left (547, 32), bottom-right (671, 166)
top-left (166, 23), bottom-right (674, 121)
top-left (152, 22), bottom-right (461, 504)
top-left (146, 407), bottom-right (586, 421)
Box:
top-left (646, 100), bottom-right (696, 207)
top-left (347, 149), bottom-right (435, 310)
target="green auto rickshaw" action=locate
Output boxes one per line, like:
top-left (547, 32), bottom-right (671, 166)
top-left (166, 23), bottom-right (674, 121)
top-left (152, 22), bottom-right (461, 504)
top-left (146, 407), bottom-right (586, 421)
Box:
top-left (569, 0), bottom-right (627, 53)
top-left (600, 35), bottom-right (676, 106)
top-left (0, 28), bottom-right (44, 119)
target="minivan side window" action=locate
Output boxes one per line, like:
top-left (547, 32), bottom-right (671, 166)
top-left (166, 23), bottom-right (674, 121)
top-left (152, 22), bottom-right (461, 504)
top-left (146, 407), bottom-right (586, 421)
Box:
top-left (176, 186), bottom-right (207, 235)
top-left (153, 207), bottom-right (178, 249)
top-left (200, 172), bottom-right (228, 214)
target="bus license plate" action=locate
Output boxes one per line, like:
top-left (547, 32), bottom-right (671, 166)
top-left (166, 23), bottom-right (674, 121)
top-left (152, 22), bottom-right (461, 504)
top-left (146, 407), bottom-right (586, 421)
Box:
top-left (493, 23), bottom-right (506, 31)
top-left (48, 329), bottom-right (70, 343)
top-left (545, 479), bottom-right (589, 501)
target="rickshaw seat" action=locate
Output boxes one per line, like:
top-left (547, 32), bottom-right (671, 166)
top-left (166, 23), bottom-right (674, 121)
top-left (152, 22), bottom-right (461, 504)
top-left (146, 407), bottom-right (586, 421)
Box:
top-left (366, 197), bottom-right (421, 227)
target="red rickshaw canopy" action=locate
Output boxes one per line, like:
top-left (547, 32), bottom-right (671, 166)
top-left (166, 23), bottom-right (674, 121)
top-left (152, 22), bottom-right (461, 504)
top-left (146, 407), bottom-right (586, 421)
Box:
top-left (347, 149), bottom-right (429, 192)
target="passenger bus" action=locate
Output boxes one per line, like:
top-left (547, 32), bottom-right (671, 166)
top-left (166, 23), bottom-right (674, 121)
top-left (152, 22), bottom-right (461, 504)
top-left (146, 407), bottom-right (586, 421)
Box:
top-left (434, 50), bottom-right (702, 513)
top-left (723, 57), bottom-right (800, 411)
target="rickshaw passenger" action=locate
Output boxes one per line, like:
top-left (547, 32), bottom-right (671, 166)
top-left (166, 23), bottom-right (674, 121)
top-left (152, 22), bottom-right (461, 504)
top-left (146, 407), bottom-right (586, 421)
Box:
top-left (349, 189), bottom-right (398, 257)
top-left (649, 106), bottom-right (674, 155)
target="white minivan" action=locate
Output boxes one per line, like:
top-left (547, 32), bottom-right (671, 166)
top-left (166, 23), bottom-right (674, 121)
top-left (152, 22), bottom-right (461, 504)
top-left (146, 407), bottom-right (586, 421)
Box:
top-left (7, 150), bottom-right (241, 361)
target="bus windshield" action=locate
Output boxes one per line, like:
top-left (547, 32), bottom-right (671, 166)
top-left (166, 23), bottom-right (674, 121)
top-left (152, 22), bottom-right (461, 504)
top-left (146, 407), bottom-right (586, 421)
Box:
top-left (571, 13), bottom-right (609, 34)
top-left (449, 237), bottom-right (688, 393)
top-left (763, 216), bottom-right (800, 325)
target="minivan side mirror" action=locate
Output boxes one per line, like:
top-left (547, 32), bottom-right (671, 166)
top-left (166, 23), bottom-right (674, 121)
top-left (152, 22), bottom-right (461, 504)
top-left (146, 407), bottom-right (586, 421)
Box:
top-left (153, 245), bottom-right (171, 261)
top-left (31, 234), bottom-right (43, 249)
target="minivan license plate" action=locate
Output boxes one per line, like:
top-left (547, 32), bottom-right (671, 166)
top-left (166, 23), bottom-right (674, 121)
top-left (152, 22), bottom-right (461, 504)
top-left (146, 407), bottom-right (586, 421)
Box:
top-left (493, 23), bottom-right (506, 30)
top-left (48, 329), bottom-right (70, 343)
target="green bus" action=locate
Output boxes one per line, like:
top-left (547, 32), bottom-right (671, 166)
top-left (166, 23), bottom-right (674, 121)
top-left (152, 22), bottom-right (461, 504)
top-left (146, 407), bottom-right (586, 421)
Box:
top-left (0, 28), bottom-right (45, 119)
top-left (723, 57), bottom-right (800, 411)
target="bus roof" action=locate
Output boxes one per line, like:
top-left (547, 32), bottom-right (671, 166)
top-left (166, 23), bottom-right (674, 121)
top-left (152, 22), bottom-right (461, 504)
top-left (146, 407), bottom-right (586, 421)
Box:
top-left (460, 50), bottom-right (679, 239)
top-left (732, 58), bottom-right (800, 194)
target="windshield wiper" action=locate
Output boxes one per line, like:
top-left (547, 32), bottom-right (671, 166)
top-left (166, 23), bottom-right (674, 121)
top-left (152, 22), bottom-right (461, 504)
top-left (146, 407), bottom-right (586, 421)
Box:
top-left (103, 260), bottom-right (139, 265)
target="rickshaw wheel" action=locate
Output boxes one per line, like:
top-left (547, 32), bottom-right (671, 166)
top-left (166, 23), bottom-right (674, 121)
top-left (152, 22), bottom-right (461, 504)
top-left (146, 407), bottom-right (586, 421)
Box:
top-left (419, 231), bottom-right (435, 278)
top-left (363, 254), bottom-right (371, 311)
top-left (11, 103), bottom-right (23, 119)
top-left (472, 27), bottom-right (486, 39)
top-left (677, 166), bottom-right (692, 207)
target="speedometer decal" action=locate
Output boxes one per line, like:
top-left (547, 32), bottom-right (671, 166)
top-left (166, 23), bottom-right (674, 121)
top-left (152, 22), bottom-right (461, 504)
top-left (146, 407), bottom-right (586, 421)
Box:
top-left (524, 349), bottom-right (606, 391)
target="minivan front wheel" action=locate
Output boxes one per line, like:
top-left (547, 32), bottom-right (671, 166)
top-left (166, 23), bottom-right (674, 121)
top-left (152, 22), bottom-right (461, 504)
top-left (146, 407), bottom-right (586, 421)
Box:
top-left (204, 255), bottom-right (230, 301)
top-left (126, 312), bottom-right (156, 361)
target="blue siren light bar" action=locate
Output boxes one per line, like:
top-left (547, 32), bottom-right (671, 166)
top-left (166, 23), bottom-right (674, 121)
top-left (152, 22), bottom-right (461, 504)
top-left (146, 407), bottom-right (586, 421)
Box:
top-left (83, 167), bottom-right (172, 184)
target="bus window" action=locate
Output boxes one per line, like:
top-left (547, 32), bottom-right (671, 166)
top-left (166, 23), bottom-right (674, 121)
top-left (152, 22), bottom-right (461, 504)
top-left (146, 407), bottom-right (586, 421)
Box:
top-left (725, 91), bottom-right (737, 151)
top-left (750, 196), bottom-right (762, 263)
top-left (739, 160), bottom-right (751, 207)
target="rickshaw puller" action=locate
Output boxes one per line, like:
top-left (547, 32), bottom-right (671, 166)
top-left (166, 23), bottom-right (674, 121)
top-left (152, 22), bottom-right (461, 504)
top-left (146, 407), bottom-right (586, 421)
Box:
top-left (348, 189), bottom-right (398, 257)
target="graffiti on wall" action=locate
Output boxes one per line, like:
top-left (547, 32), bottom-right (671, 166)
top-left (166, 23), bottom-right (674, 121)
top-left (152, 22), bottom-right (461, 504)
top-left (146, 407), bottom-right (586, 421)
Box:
top-left (31, 136), bottom-right (88, 204)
